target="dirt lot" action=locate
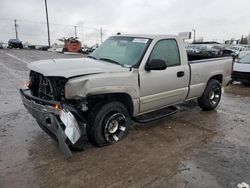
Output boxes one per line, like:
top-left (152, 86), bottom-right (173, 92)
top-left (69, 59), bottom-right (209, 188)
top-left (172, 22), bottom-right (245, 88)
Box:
top-left (0, 49), bottom-right (249, 188)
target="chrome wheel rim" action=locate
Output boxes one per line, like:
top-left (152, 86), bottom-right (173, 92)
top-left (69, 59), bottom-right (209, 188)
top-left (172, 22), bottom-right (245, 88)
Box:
top-left (209, 85), bottom-right (221, 105)
top-left (104, 113), bottom-right (126, 143)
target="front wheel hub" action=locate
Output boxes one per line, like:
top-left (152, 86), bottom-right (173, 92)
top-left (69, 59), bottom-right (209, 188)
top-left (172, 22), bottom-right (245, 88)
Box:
top-left (104, 113), bottom-right (127, 143)
top-left (108, 120), bottom-right (119, 133)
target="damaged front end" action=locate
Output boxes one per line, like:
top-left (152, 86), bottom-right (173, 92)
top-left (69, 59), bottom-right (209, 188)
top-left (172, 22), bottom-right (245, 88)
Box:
top-left (20, 71), bottom-right (87, 159)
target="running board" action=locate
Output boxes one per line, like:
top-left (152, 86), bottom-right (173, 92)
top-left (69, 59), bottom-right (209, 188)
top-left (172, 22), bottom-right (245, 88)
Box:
top-left (133, 106), bottom-right (179, 123)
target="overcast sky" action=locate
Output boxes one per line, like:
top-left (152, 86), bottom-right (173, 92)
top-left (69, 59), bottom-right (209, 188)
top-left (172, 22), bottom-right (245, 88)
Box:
top-left (0, 0), bottom-right (249, 45)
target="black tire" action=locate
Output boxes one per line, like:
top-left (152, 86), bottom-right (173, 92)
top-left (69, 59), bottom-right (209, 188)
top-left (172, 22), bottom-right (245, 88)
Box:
top-left (62, 48), bottom-right (68, 53)
top-left (198, 79), bottom-right (222, 111)
top-left (87, 101), bottom-right (130, 147)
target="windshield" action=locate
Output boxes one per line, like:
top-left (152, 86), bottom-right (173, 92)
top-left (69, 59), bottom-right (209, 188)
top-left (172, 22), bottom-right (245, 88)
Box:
top-left (89, 36), bottom-right (151, 67)
top-left (239, 55), bottom-right (250, 64)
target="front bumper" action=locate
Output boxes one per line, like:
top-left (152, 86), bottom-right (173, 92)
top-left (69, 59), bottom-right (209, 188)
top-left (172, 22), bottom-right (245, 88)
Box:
top-left (232, 71), bottom-right (250, 83)
top-left (20, 89), bottom-right (87, 159)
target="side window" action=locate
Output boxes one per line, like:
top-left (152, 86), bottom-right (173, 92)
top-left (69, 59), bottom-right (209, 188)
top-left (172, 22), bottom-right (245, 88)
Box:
top-left (149, 39), bottom-right (181, 67)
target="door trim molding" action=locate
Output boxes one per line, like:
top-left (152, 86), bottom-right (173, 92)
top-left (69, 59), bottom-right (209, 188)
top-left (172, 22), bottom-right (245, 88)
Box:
top-left (141, 89), bottom-right (184, 104)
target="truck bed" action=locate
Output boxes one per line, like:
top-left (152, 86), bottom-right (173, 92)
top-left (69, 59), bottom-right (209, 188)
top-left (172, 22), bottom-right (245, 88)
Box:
top-left (188, 54), bottom-right (232, 61)
top-left (188, 56), bottom-right (232, 64)
top-left (187, 56), bottom-right (232, 100)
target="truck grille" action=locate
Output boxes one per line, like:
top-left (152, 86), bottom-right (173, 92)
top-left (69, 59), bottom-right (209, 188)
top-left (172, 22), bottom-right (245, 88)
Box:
top-left (30, 71), bottom-right (67, 101)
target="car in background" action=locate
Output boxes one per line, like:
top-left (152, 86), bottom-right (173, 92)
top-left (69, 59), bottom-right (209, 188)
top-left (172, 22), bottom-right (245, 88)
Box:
top-left (230, 45), bottom-right (244, 54)
top-left (37, 45), bottom-right (50, 51)
top-left (186, 43), bottom-right (234, 61)
top-left (229, 45), bottom-right (250, 59)
top-left (0, 42), bottom-right (3, 49)
top-left (239, 50), bottom-right (250, 59)
top-left (232, 54), bottom-right (250, 86)
top-left (238, 45), bottom-right (250, 59)
top-left (82, 44), bottom-right (99, 54)
top-left (8, 39), bottom-right (23, 49)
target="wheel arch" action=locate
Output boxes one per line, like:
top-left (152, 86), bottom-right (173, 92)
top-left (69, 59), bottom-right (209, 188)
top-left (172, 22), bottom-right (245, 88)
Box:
top-left (209, 74), bottom-right (223, 83)
top-left (86, 92), bottom-right (135, 117)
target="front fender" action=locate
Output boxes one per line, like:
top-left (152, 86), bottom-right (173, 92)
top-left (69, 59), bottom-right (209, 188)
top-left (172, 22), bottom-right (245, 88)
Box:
top-left (65, 70), bottom-right (140, 100)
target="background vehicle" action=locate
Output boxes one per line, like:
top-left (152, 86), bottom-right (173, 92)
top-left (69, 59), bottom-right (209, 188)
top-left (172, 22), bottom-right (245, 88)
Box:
top-left (238, 45), bottom-right (250, 59)
top-left (59, 37), bottom-right (82, 53)
top-left (8, 39), bottom-right (23, 49)
top-left (230, 45), bottom-right (244, 54)
top-left (82, 44), bottom-right (99, 54)
top-left (229, 45), bottom-right (250, 59)
top-left (232, 54), bottom-right (250, 85)
top-left (186, 42), bottom-right (234, 60)
top-left (20, 34), bottom-right (232, 158)
top-left (0, 42), bottom-right (3, 49)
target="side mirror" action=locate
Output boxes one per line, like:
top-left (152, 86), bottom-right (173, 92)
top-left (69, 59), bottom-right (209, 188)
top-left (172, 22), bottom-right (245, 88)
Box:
top-left (145, 59), bottom-right (167, 71)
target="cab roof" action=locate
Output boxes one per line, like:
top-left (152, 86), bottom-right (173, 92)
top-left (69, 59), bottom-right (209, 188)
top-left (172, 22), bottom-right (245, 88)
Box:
top-left (112, 34), bottom-right (179, 40)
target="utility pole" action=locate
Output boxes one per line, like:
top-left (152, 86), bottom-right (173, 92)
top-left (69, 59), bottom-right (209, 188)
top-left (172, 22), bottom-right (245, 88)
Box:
top-left (44, 0), bottom-right (51, 47)
top-left (81, 23), bottom-right (84, 46)
top-left (100, 27), bottom-right (103, 43)
top-left (192, 29), bottom-right (196, 43)
top-left (74, 26), bottom-right (77, 38)
top-left (14, 19), bottom-right (18, 40)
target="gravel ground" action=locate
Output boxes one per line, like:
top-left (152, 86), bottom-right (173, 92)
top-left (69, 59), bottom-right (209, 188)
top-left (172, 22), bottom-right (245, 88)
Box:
top-left (0, 49), bottom-right (249, 188)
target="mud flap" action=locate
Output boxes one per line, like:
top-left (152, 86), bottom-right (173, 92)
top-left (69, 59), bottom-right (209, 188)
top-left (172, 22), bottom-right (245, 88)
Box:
top-left (51, 115), bottom-right (73, 159)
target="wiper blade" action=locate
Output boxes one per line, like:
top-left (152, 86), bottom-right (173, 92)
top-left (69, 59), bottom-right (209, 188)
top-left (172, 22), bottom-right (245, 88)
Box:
top-left (99, 58), bottom-right (122, 66)
top-left (87, 55), bottom-right (97, 60)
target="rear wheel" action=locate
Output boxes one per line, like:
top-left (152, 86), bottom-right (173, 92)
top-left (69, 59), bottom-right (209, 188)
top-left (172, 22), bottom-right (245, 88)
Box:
top-left (87, 101), bottom-right (130, 147)
top-left (198, 79), bottom-right (222, 111)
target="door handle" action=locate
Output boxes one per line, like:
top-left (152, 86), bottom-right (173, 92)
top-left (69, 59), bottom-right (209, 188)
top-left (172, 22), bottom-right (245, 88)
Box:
top-left (177, 71), bottom-right (185, 77)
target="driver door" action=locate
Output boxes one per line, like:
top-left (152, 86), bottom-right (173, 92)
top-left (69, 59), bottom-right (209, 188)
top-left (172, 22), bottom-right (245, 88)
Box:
top-left (139, 39), bottom-right (190, 113)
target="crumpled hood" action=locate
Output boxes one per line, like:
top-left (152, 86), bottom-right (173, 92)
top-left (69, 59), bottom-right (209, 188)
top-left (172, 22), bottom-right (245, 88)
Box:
top-left (28, 57), bottom-right (128, 78)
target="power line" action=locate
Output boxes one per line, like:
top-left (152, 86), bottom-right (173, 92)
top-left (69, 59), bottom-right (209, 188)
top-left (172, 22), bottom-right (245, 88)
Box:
top-left (0, 17), bottom-right (76, 27)
top-left (0, 31), bottom-right (48, 37)
top-left (0, 17), bottom-right (69, 26)
top-left (0, 17), bottom-right (119, 45)
top-left (0, 17), bottom-right (101, 29)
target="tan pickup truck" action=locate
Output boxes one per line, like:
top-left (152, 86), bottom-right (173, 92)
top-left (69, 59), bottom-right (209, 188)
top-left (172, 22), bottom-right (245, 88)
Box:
top-left (20, 34), bottom-right (232, 158)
